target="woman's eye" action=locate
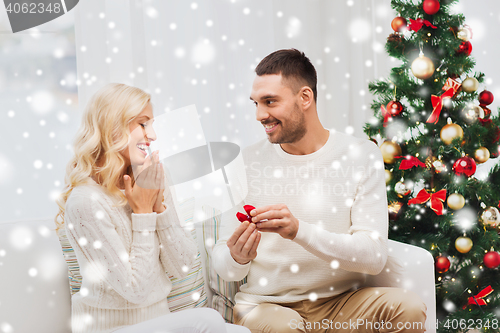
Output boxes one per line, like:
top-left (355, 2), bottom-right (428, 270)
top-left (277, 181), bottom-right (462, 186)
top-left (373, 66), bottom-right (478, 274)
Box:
top-left (140, 123), bottom-right (146, 128)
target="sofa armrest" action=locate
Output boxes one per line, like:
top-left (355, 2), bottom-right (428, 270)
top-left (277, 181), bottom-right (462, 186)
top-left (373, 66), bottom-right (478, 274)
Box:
top-left (363, 240), bottom-right (436, 333)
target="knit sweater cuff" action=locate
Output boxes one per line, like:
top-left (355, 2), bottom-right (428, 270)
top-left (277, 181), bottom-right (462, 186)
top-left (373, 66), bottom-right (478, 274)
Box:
top-left (131, 212), bottom-right (157, 232)
top-left (156, 196), bottom-right (179, 230)
top-left (292, 219), bottom-right (314, 247)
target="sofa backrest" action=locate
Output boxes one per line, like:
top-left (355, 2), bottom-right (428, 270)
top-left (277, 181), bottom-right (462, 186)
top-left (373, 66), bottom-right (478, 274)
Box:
top-left (0, 219), bottom-right (72, 333)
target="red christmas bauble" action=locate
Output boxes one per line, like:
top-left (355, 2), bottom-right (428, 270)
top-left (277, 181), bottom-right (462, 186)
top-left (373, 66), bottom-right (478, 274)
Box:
top-left (479, 90), bottom-right (494, 106)
top-left (452, 156), bottom-right (476, 177)
top-left (435, 256), bottom-right (450, 273)
top-left (484, 251), bottom-right (500, 269)
top-left (423, 0), bottom-right (440, 15)
top-left (391, 17), bottom-right (407, 32)
top-left (387, 100), bottom-right (404, 116)
top-left (457, 41), bottom-right (472, 56)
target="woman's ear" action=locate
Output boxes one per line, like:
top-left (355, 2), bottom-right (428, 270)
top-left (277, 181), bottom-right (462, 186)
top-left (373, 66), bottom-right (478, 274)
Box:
top-left (300, 86), bottom-right (313, 110)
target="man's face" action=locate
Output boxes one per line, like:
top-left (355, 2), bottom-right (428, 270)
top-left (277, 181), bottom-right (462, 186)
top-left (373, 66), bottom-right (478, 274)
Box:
top-left (250, 74), bottom-right (306, 144)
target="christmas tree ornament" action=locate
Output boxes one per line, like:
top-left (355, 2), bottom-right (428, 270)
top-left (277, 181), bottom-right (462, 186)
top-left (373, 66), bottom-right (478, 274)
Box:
top-left (236, 205), bottom-right (256, 223)
top-left (462, 286), bottom-right (494, 310)
top-left (398, 155), bottom-right (426, 170)
top-left (452, 156), bottom-right (476, 177)
top-left (447, 193), bottom-right (465, 210)
top-left (387, 33), bottom-right (403, 43)
top-left (456, 41), bottom-right (472, 56)
top-left (462, 105), bottom-right (484, 123)
top-left (479, 90), bottom-right (494, 106)
top-left (440, 123), bottom-right (463, 145)
top-left (391, 17), bottom-right (407, 32)
top-left (432, 159), bottom-right (447, 173)
top-left (442, 77), bottom-right (462, 96)
top-left (388, 201), bottom-right (404, 221)
top-left (395, 180), bottom-right (412, 197)
top-left (380, 141), bottom-right (402, 164)
top-left (428, 88), bottom-right (454, 124)
top-left (411, 54), bottom-right (435, 80)
top-left (480, 105), bottom-right (492, 119)
top-left (408, 188), bottom-right (447, 215)
top-left (461, 77), bottom-right (479, 93)
top-left (423, 0), bottom-right (440, 15)
top-left (474, 147), bottom-right (490, 164)
top-left (408, 18), bottom-right (437, 32)
top-left (455, 236), bottom-right (473, 253)
top-left (425, 156), bottom-right (437, 169)
top-left (435, 256), bottom-right (450, 273)
top-left (385, 169), bottom-right (392, 184)
top-left (483, 251), bottom-right (500, 269)
top-left (387, 100), bottom-right (404, 116)
top-left (480, 206), bottom-right (500, 228)
top-left (457, 27), bottom-right (472, 41)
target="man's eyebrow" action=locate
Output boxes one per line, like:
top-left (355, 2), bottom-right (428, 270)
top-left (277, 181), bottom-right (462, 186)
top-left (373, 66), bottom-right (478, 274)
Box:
top-left (250, 94), bottom-right (278, 101)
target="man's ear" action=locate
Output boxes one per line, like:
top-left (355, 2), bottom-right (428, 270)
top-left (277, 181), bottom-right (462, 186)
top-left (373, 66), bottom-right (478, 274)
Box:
top-left (299, 86), bottom-right (314, 110)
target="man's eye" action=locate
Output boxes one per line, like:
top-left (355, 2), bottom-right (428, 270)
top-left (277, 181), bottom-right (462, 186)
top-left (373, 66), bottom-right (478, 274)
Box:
top-left (252, 101), bottom-right (257, 106)
top-left (267, 100), bottom-right (275, 105)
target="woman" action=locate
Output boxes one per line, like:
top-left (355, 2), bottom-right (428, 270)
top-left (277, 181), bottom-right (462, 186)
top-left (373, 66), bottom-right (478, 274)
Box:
top-left (55, 83), bottom-right (249, 333)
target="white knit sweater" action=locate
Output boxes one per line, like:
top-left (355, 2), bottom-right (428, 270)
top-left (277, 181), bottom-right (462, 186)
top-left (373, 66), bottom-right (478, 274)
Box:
top-left (213, 130), bottom-right (389, 305)
top-left (64, 177), bottom-right (197, 332)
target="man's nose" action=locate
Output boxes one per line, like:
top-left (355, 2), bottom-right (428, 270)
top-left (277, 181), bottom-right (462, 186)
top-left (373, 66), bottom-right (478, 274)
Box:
top-left (255, 105), bottom-right (269, 123)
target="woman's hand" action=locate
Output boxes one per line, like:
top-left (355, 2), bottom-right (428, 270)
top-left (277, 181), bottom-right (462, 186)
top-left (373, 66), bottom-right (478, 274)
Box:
top-left (124, 151), bottom-right (163, 214)
top-left (152, 156), bottom-right (166, 214)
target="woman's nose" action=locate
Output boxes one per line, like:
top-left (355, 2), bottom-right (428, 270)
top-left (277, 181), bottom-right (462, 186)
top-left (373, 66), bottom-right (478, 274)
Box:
top-left (147, 126), bottom-right (157, 142)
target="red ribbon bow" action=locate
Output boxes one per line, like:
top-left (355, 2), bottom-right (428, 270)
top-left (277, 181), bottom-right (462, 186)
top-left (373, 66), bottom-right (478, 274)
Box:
top-left (427, 88), bottom-right (455, 124)
top-left (408, 18), bottom-right (437, 32)
top-left (396, 155), bottom-right (426, 170)
top-left (462, 286), bottom-right (493, 309)
top-left (380, 104), bottom-right (392, 127)
top-left (236, 205), bottom-right (256, 223)
top-left (408, 189), bottom-right (447, 215)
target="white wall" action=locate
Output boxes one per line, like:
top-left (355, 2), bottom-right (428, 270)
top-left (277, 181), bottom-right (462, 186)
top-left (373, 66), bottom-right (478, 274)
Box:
top-left (1, 0), bottom-right (499, 223)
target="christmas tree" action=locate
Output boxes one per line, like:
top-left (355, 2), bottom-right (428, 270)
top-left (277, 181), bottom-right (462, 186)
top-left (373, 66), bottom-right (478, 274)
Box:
top-left (364, 0), bottom-right (500, 332)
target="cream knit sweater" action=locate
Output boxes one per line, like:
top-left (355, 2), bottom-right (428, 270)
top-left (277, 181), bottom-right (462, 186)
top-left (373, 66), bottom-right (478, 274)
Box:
top-left (213, 130), bottom-right (389, 305)
top-left (64, 177), bottom-right (197, 332)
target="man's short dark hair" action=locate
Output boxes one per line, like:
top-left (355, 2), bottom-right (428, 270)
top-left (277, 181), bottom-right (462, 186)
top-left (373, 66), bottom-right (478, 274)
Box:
top-left (255, 49), bottom-right (317, 102)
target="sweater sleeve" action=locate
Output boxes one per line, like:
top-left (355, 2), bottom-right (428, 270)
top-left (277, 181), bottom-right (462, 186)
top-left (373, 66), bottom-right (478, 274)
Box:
top-left (212, 204), bottom-right (251, 282)
top-left (156, 192), bottom-right (198, 279)
top-left (292, 141), bottom-right (389, 275)
top-left (65, 195), bottom-right (158, 304)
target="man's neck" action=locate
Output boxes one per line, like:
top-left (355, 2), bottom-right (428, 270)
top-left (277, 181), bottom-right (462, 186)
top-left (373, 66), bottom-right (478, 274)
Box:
top-left (279, 127), bottom-right (330, 155)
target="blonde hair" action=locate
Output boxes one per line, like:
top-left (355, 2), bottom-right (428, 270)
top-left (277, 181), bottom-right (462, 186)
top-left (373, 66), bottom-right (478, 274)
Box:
top-left (55, 83), bottom-right (151, 232)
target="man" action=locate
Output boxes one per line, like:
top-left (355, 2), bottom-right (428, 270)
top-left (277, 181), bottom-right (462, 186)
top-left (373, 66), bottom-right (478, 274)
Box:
top-left (212, 49), bottom-right (427, 333)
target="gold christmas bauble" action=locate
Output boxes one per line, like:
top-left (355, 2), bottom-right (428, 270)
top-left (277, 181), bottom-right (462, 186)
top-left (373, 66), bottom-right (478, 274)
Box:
top-left (462, 105), bottom-right (484, 123)
top-left (462, 77), bottom-right (479, 93)
top-left (380, 141), bottom-right (402, 164)
top-left (447, 193), bottom-right (465, 210)
top-left (457, 27), bottom-right (472, 41)
top-left (411, 55), bottom-right (435, 80)
top-left (480, 206), bottom-right (500, 228)
top-left (455, 236), bottom-right (473, 254)
top-left (440, 123), bottom-right (463, 145)
top-left (474, 147), bottom-right (490, 164)
top-left (385, 170), bottom-right (392, 184)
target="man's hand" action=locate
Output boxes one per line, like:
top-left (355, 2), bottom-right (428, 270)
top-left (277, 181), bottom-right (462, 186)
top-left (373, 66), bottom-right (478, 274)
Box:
top-left (250, 204), bottom-right (299, 240)
top-left (227, 221), bottom-right (261, 265)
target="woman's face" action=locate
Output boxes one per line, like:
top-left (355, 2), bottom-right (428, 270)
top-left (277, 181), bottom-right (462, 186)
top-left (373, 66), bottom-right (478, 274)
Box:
top-left (121, 102), bottom-right (157, 167)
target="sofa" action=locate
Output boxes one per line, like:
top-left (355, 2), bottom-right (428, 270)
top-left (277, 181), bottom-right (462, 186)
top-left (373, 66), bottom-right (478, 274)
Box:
top-left (0, 203), bottom-right (437, 333)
